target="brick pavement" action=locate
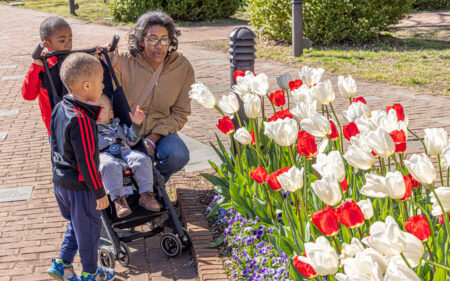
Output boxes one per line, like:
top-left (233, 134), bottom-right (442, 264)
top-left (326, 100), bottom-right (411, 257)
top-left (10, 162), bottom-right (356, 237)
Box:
top-left (1, 4), bottom-right (450, 281)
top-left (397, 11), bottom-right (450, 27)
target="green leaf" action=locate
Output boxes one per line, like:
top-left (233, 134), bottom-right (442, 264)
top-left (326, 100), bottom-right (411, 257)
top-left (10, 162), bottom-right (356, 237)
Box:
top-left (213, 185), bottom-right (231, 199)
top-left (201, 173), bottom-right (228, 188)
top-left (206, 235), bottom-right (226, 248)
top-left (432, 268), bottom-right (447, 281)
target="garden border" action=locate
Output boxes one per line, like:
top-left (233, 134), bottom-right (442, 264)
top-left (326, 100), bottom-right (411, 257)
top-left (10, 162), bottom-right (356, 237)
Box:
top-left (178, 189), bottom-right (230, 281)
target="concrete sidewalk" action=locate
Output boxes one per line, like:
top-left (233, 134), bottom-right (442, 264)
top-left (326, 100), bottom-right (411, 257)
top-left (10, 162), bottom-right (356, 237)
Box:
top-left (0, 4), bottom-right (450, 281)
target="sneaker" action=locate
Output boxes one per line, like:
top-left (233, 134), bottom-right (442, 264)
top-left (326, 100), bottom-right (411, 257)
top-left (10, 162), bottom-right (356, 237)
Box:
top-left (139, 192), bottom-right (161, 212)
top-left (113, 196), bottom-right (132, 218)
top-left (47, 258), bottom-right (79, 281)
top-left (80, 266), bottom-right (115, 281)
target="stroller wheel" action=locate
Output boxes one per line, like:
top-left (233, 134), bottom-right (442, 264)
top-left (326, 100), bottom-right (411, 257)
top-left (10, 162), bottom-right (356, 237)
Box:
top-left (117, 242), bottom-right (131, 266)
top-left (175, 228), bottom-right (191, 249)
top-left (160, 233), bottom-right (182, 257)
top-left (98, 246), bottom-right (115, 269)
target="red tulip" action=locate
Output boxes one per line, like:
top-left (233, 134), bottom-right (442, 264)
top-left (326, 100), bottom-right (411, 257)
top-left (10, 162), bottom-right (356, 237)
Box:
top-left (233, 70), bottom-right (245, 81)
top-left (296, 131), bottom-right (317, 159)
top-left (311, 206), bottom-right (340, 236)
top-left (337, 200), bottom-right (365, 228)
top-left (343, 122), bottom-right (360, 141)
top-left (401, 175), bottom-right (412, 201)
top-left (352, 97), bottom-right (366, 104)
top-left (216, 116), bottom-right (235, 134)
top-left (407, 173), bottom-right (421, 189)
top-left (329, 120), bottom-right (339, 140)
top-left (293, 254), bottom-right (317, 278)
top-left (404, 215), bottom-right (431, 242)
top-left (267, 167), bottom-right (291, 191)
top-left (439, 213), bottom-right (450, 225)
top-left (386, 103), bottom-right (405, 121)
top-left (268, 109), bottom-right (293, 122)
top-left (250, 166), bottom-right (268, 184)
top-left (389, 130), bottom-right (407, 153)
top-left (269, 90), bottom-right (286, 107)
top-left (250, 130), bottom-right (256, 145)
top-left (289, 79), bottom-right (303, 91)
top-left (340, 177), bottom-right (348, 192)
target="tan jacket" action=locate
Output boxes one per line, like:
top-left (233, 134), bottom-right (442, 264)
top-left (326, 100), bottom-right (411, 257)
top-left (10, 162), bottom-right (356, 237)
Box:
top-left (113, 50), bottom-right (195, 137)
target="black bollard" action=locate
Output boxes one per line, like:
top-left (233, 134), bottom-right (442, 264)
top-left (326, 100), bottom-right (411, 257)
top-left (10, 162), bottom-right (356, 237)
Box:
top-left (292, 0), bottom-right (303, 57)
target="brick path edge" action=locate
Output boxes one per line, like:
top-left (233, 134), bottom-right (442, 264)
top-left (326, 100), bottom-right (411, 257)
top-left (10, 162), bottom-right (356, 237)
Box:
top-left (178, 189), bottom-right (230, 281)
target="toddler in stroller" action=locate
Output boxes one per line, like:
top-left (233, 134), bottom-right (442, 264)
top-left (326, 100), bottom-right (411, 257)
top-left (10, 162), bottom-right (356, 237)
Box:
top-left (95, 94), bottom-right (160, 218)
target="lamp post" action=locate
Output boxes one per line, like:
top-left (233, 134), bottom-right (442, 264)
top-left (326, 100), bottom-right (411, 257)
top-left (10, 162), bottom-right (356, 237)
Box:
top-left (292, 0), bottom-right (303, 57)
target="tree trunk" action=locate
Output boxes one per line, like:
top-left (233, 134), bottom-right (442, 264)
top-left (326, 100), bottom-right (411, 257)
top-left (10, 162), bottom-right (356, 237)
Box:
top-left (69, 0), bottom-right (77, 16)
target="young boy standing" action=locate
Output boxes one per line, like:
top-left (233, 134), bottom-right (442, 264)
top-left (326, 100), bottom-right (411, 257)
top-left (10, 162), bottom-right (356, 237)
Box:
top-left (22, 16), bottom-right (72, 136)
top-left (47, 53), bottom-right (115, 281)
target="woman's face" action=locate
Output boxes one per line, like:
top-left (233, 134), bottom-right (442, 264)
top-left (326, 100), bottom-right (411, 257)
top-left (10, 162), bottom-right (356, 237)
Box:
top-left (140, 25), bottom-right (170, 66)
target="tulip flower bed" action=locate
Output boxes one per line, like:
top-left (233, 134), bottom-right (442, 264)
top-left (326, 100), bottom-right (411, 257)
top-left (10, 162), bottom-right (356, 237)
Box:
top-left (190, 67), bottom-right (450, 281)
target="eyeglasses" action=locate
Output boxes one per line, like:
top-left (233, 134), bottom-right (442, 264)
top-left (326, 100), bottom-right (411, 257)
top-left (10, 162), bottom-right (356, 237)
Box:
top-left (144, 37), bottom-right (170, 46)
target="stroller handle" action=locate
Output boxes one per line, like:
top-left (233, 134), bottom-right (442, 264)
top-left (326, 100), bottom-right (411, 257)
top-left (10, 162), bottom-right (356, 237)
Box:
top-left (31, 35), bottom-right (120, 60)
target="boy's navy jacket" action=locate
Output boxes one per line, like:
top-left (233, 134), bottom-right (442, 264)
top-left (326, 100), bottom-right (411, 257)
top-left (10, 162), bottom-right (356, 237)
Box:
top-left (50, 95), bottom-right (106, 199)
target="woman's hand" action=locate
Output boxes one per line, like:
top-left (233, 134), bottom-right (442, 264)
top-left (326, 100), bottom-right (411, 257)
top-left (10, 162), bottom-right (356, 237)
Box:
top-left (130, 105), bottom-right (145, 126)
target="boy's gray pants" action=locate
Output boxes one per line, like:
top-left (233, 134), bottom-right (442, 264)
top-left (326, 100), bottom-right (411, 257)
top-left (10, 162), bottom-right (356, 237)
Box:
top-left (99, 148), bottom-right (153, 200)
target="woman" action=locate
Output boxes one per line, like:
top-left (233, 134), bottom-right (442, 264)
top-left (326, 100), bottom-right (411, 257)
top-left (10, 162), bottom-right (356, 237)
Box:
top-left (111, 11), bottom-right (194, 183)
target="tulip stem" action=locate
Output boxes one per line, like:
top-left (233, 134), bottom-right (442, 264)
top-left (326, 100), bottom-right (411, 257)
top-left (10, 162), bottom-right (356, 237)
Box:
top-left (400, 253), bottom-right (413, 270)
top-left (263, 184), bottom-right (275, 220)
top-left (214, 105), bottom-right (225, 117)
top-left (348, 97), bottom-right (352, 104)
top-left (329, 103), bottom-right (344, 154)
top-left (381, 158), bottom-right (386, 176)
top-left (266, 93), bottom-right (277, 114)
top-left (251, 145), bottom-right (266, 167)
top-left (234, 112), bottom-right (243, 129)
top-left (407, 128), bottom-right (428, 155)
top-left (403, 201), bottom-right (409, 219)
top-left (232, 137), bottom-right (243, 174)
top-left (437, 154), bottom-right (444, 186)
top-left (425, 242), bottom-right (435, 265)
top-left (286, 89), bottom-right (290, 109)
top-left (357, 226), bottom-right (363, 238)
top-left (332, 236), bottom-right (341, 255)
top-left (422, 258), bottom-right (450, 272)
top-left (288, 146), bottom-right (297, 167)
top-left (392, 155), bottom-right (401, 171)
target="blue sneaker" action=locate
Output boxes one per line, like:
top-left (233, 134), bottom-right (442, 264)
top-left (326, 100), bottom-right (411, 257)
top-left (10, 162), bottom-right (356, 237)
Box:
top-left (47, 258), bottom-right (79, 281)
top-left (80, 266), bottom-right (115, 281)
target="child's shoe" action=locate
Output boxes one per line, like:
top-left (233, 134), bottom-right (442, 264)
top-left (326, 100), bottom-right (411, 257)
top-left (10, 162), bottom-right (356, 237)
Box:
top-left (113, 196), bottom-right (131, 218)
top-left (47, 258), bottom-right (79, 281)
top-left (80, 266), bottom-right (115, 281)
top-left (139, 192), bottom-right (161, 212)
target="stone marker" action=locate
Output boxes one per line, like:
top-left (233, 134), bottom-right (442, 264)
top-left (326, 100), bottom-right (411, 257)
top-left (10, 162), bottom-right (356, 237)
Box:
top-left (0, 186), bottom-right (33, 202)
top-left (0, 109), bottom-right (19, 117)
top-left (0, 131), bottom-right (7, 141)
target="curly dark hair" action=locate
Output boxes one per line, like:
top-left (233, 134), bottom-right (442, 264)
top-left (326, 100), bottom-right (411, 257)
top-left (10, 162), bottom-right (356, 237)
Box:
top-left (128, 11), bottom-right (180, 56)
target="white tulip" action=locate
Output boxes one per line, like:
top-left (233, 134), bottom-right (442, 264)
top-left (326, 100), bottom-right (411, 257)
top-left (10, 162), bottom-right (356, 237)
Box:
top-left (360, 172), bottom-right (406, 199)
top-left (291, 100), bottom-right (317, 123)
top-left (384, 257), bottom-right (421, 281)
top-left (363, 248), bottom-right (389, 273)
top-left (338, 75), bottom-right (357, 99)
top-left (401, 232), bottom-right (424, 267)
top-left (367, 128), bottom-right (395, 158)
top-left (357, 199), bottom-right (374, 220)
top-left (249, 73), bottom-right (269, 96)
top-left (335, 273), bottom-right (373, 281)
top-left (430, 186), bottom-right (450, 216)
top-left (443, 144), bottom-right (450, 169)
top-left (341, 252), bottom-right (384, 281)
top-left (301, 112), bottom-right (332, 138)
top-left (343, 102), bottom-right (371, 123)
top-left (340, 238), bottom-right (365, 261)
top-left (292, 84), bottom-right (315, 104)
top-left (350, 133), bottom-right (372, 152)
top-left (276, 72), bottom-right (292, 90)
top-left (296, 236), bottom-right (339, 276)
top-left (311, 175), bottom-right (342, 205)
top-left (404, 153), bottom-right (436, 185)
top-left (299, 66), bottom-right (325, 87)
top-left (263, 118), bottom-right (298, 146)
top-left (189, 82), bottom-right (216, 109)
top-left (313, 151), bottom-right (346, 182)
top-left (344, 145), bottom-right (376, 170)
top-left (424, 128), bottom-right (448, 155)
top-left (232, 71), bottom-right (254, 97)
top-left (355, 116), bottom-right (377, 134)
top-left (277, 166), bottom-right (304, 192)
top-left (233, 127), bottom-right (252, 145)
top-left (312, 80), bottom-right (335, 105)
top-left (217, 93), bottom-right (239, 115)
top-left (242, 94), bottom-right (261, 119)
top-left (362, 216), bottom-right (406, 256)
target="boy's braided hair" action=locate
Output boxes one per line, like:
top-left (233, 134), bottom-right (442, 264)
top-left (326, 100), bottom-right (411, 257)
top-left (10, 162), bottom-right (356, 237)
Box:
top-left (40, 16), bottom-right (71, 41)
top-left (60, 53), bottom-right (102, 92)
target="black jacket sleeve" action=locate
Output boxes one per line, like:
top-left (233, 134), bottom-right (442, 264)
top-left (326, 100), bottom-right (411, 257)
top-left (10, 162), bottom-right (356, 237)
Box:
top-left (69, 118), bottom-right (106, 200)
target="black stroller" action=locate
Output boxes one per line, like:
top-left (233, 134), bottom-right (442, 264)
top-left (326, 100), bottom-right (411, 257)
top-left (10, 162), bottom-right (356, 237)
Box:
top-left (32, 35), bottom-right (191, 269)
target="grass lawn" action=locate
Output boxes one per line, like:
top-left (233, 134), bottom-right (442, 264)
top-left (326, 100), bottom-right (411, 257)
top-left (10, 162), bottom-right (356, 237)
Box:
top-left (200, 27), bottom-right (450, 96)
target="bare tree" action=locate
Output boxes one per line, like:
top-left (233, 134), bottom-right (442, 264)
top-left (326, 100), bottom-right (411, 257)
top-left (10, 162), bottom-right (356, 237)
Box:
top-left (69, 0), bottom-right (78, 16)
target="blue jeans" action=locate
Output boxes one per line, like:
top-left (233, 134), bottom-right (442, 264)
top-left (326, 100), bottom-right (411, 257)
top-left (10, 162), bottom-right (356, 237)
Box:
top-left (155, 133), bottom-right (189, 182)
